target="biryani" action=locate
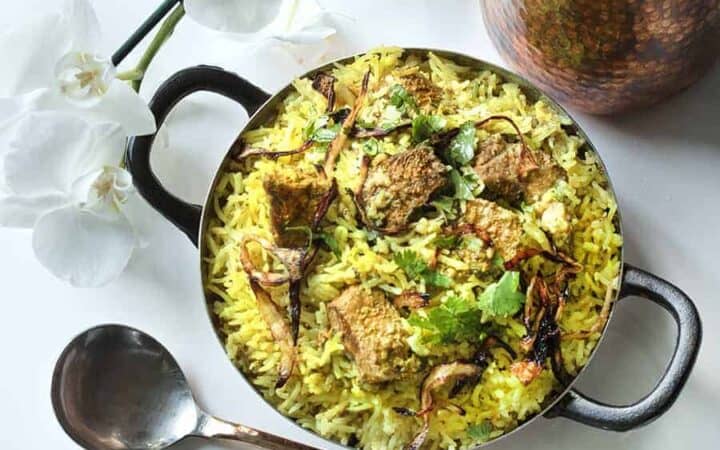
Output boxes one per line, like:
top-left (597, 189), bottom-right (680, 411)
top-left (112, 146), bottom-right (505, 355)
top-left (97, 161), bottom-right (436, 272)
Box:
top-left (203, 48), bottom-right (622, 450)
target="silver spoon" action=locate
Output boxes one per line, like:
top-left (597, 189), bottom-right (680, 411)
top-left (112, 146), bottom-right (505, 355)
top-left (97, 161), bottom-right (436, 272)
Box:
top-left (51, 324), bottom-right (318, 450)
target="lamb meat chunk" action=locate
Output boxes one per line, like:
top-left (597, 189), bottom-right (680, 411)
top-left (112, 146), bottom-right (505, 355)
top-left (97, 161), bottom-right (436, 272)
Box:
top-left (361, 145), bottom-right (447, 231)
top-left (474, 134), bottom-right (565, 203)
top-left (463, 198), bottom-right (522, 262)
top-left (524, 150), bottom-right (567, 201)
top-left (328, 286), bottom-right (416, 383)
top-left (400, 72), bottom-right (441, 109)
top-left (264, 171), bottom-right (330, 247)
top-left (474, 135), bottom-right (526, 202)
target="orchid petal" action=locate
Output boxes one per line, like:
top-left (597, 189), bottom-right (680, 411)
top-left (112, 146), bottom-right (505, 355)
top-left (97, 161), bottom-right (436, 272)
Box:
top-left (269, 1), bottom-right (336, 44)
top-left (4, 112), bottom-right (125, 196)
top-left (87, 81), bottom-right (156, 136)
top-left (0, 194), bottom-right (68, 228)
top-left (4, 112), bottom-right (90, 196)
top-left (16, 83), bottom-right (154, 136)
top-left (61, 0), bottom-right (102, 53)
top-left (0, 14), bottom-right (66, 96)
top-left (32, 205), bottom-right (135, 287)
top-left (185, 0), bottom-right (283, 33)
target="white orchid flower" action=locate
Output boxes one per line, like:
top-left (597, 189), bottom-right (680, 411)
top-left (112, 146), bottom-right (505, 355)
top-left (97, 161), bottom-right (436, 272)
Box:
top-left (0, 0), bottom-right (156, 137)
top-left (184, 0), bottom-right (336, 44)
top-left (0, 112), bottom-right (138, 287)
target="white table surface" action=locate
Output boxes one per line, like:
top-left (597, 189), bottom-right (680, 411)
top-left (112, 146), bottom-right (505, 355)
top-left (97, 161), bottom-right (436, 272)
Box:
top-left (2, 1), bottom-right (718, 449)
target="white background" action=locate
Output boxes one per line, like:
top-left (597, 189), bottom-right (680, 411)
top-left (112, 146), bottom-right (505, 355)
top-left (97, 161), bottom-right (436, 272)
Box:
top-left (1, 1), bottom-right (718, 449)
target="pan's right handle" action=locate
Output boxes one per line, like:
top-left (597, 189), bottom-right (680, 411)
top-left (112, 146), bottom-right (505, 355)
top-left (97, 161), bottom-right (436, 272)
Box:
top-left (546, 264), bottom-right (702, 431)
top-left (125, 65), bottom-right (271, 247)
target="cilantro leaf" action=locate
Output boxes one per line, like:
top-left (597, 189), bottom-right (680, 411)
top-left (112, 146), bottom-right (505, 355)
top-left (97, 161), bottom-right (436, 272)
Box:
top-left (315, 232), bottom-right (340, 257)
top-left (408, 296), bottom-right (486, 344)
top-left (467, 421), bottom-right (493, 441)
top-left (446, 121), bottom-right (477, 166)
top-left (412, 115), bottom-right (446, 143)
top-left (394, 250), bottom-right (427, 279)
top-left (450, 169), bottom-right (474, 200)
top-left (434, 234), bottom-right (461, 249)
top-left (303, 115), bottom-right (329, 139)
top-left (394, 250), bottom-right (452, 288)
top-left (312, 123), bottom-right (341, 142)
top-left (362, 138), bottom-right (380, 156)
top-left (477, 271), bottom-right (526, 317)
top-left (431, 196), bottom-right (458, 219)
top-left (424, 270), bottom-right (452, 288)
top-left (389, 84), bottom-right (417, 113)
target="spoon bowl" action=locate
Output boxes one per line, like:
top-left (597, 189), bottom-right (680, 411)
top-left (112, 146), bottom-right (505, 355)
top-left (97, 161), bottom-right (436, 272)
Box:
top-left (51, 325), bottom-right (316, 450)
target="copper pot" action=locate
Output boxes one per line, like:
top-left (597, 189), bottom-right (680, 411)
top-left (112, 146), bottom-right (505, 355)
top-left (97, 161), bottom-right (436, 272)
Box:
top-left (481, 0), bottom-right (720, 114)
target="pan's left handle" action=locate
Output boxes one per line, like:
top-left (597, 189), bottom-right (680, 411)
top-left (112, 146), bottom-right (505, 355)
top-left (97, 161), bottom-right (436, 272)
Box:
top-left (125, 65), bottom-right (271, 247)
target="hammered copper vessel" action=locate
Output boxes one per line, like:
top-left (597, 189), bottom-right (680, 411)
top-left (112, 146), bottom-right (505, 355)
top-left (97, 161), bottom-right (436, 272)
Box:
top-left (481, 0), bottom-right (720, 114)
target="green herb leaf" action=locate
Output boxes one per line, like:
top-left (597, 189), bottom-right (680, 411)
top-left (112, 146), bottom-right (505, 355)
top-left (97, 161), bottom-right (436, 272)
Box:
top-left (423, 270), bottom-right (452, 288)
top-left (477, 271), bottom-right (526, 318)
top-left (312, 123), bottom-right (341, 142)
top-left (431, 196), bottom-right (458, 219)
top-left (447, 121), bottom-right (477, 166)
top-left (434, 234), bottom-right (461, 249)
top-left (408, 296), bottom-right (486, 344)
top-left (362, 138), bottom-right (380, 156)
top-left (394, 250), bottom-right (428, 280)
top-left (389, 84), bottom-right (417, 113)
top-left (315, 232), bottom-right (341, 257)
top-left (394, 250), bottom-right (452, 288)
top-left (467, 421), bottom-right (493, 441)
top-left (412, 115), bottom-right (446, 143)
top-left (304, 115), bottom-right (329, 139)
top-left (450, 169), bottom-right (474, 200)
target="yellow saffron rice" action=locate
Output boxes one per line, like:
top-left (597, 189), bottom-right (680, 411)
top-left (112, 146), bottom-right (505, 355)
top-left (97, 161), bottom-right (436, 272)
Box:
top-left (203, 48), bottom-right (622, 449)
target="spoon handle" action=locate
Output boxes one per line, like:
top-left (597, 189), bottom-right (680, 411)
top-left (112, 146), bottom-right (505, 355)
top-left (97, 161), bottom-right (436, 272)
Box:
top-left (195, 412), bottom-right (320, 450)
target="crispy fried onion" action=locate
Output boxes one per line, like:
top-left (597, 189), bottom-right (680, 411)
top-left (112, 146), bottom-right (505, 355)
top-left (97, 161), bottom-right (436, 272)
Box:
top-left (474, 115), bottom-right (539, 175)
top-left (312, 72), bottom-right (336, 112)
top-left (449, 335), bottom-right (516, 398)
top-left (239, 235), bottom-right (306, 286)
top-left (393, 291), bottom-right (430, 309)
top-left (239, 235), bottom-right (311, 347)
top-left (401, 336), bottom-right (515, 450)
top-left (503, 247), bottom-right (582, 273)
top-left (563, 279), bottom-right (617, 340)
top-left (350, 121), bottom-right (412, 138)
top-left (512, 276), bottom-right (571, 386)
top-left (403, 362), bottom-right (482, 450)
top-left (248, 280), bottom-right (296, 388)
top-left (324, 69), bottom-right (372, 175)
top-left (312, 179), bottom-right (338, 230)
top-left (232, 138), bottom-right (316, 162)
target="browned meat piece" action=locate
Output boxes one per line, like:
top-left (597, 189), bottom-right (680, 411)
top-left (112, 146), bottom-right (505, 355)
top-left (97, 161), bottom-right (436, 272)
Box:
top-left (524, 150), bottom-right (567, 201)
top-left (264, 171), bottom-right (330, 247)
top-left (327, 286), bottom-right (416, 383)
top-left (361, 145), bottom-right (447, 231)
top-left (311, 72), bottom-right (336, 112)
top-left (474, 134), bottom-right (565, 203)
top-left (474, 134), bottom-right (527, 202)
top-left (400, 72), bottom-right (441, 109)
top-left (463, 198), bottom-right (522, 262)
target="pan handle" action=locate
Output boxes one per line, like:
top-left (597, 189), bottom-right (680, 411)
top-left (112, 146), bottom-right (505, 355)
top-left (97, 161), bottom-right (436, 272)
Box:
top-left (125, 65), bottom-right (271, 247)
top-left (546, 263), bottom-right (701, 431)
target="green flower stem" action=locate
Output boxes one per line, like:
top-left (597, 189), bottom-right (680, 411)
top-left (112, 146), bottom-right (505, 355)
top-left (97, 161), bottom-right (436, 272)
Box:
top-left (115, 69), bottom-right (144, 81)
top-left (129, 4), bottom-right (186, 92)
